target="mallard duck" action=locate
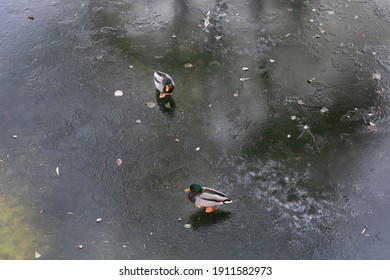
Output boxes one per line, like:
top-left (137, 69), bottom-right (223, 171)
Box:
top-left (185, 184), bottom-right (232, 213)
top-left (154, 71), bottom-right (175, 99)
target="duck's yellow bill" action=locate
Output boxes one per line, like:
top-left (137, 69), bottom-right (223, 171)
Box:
top-left (184, 188), bottom-right (190, 193)
top-left (165, 84), bottom-right (170, 92)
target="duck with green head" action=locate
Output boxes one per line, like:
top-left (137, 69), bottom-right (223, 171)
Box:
top-left (154, 71), bottom-right (175, 99)
top-left (185, 184), bottom-right (232, 213)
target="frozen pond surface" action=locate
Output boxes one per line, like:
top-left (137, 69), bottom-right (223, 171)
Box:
top-left (1, 0), bottom-right (390, 259)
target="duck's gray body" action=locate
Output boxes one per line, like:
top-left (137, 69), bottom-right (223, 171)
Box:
top-left (186, 184), bottom-right (232, 208)
top-left (154, 71), bottom-right (175, 94)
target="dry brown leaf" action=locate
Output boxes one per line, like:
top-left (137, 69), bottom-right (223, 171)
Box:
top-left (372, 73), bottom-right (381, 80)
top-left (115, 158), bottom-right (122, 167)
top-left (368, 122), bottom-right (378, 133)
top-left (146, 102), bottom-right (156, 108)
top-left (375, 88), bottom-right (384, 95)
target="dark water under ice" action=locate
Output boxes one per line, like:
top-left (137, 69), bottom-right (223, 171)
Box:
top-left (0, 0), bottom-right (390, 259)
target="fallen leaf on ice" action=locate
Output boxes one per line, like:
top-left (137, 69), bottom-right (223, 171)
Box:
top-left (114, 90), bottom-right (123, 97)
top-left (320, 107), bottom-right (329, 113)
top-left (56, 166), bottom-right (60, 176)
top-left (184, 63), bottom-right (193, 68)
top-left (298, 100), bottom-right (305, 105)
top-left (35, 252), bottom-right (41, 259)
top-left (242, 67), bottom-right (249, 71)
top-left (291, 115), bottom-right (297, 120)
top-left (375, 88), bottom-right (384, 95)
top-left (372, 72), bottom-right (381, 80)
top-left (368, 122), bottom-right (378, 133)
top-left (115, 158), bottom-right (122, 167)
top-left (146, 102), bottom-right (156, 108)
top-left (327, 11), bottom-right (335, 15)
top-left (240, 77), bottom-right (250, 82)
top-left (269, 59), bottom-right (276, 63)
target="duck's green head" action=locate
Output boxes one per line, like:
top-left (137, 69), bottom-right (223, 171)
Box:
top-left (164, 80), bottom-right (174, 93)
top-left (185, 184), bottom-right (202, 193)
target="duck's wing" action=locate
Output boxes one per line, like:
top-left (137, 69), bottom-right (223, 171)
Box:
top-left (154, 71), bottom-right (165, 84)
top-left (154, 71), bottom-right (166, 92)
top-left (199, 187), bottom-right (232, 204)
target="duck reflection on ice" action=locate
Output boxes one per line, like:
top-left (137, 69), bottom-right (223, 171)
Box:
top-left (187, 209), bottom-right (231, 230)
top-left (155, 89), bottom-right (176, 118)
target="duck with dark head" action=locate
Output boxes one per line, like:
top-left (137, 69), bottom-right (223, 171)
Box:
top-left (154, 71), bottom-right (175, 99)
top-left (185, 184), bottom-right (232, 213)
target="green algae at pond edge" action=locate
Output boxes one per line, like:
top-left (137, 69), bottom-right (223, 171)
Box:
top-left (0, 194), bottom-right (48, 259)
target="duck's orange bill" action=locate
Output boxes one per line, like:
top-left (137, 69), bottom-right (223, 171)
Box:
top-left (184, 188), bottom-right (190, 193)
